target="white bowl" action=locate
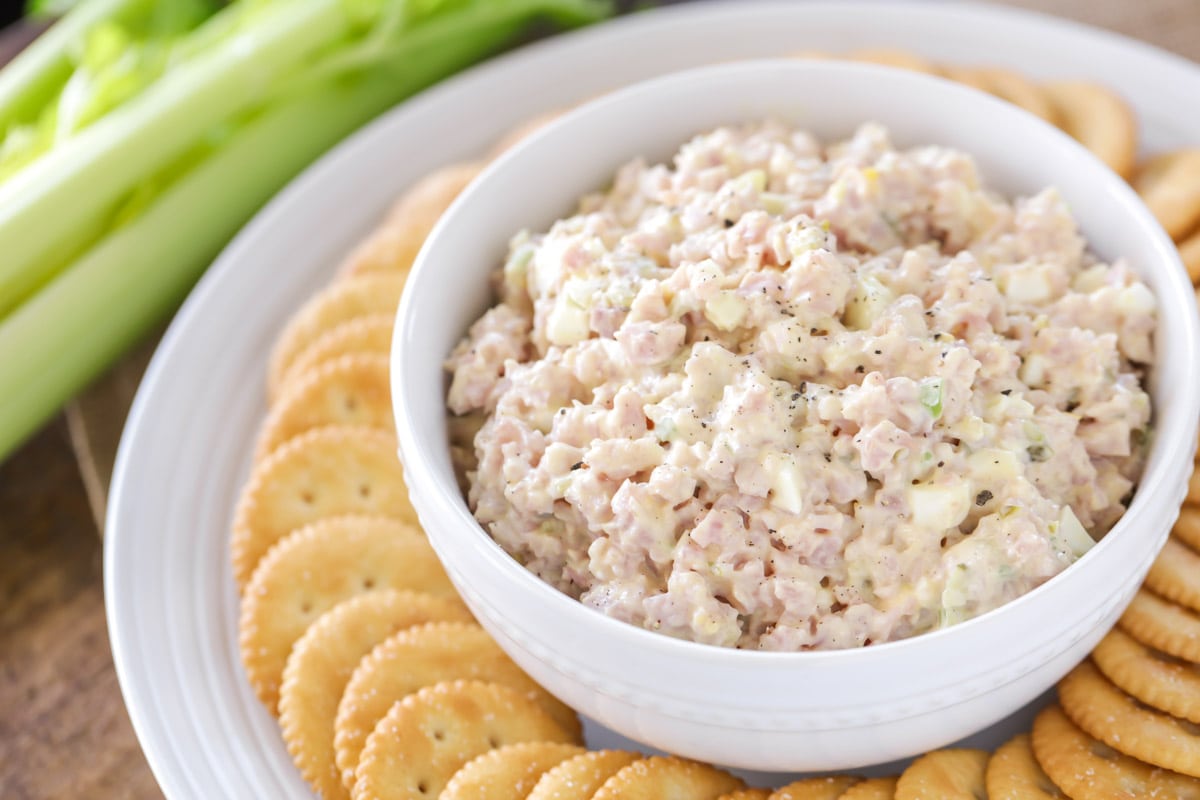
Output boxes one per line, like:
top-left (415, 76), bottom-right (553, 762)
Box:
top-left (392, 60), bottom-right (1199, 772)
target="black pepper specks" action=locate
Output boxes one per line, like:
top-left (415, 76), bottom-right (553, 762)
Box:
top-left (975, 490), bottom-right (993, 506)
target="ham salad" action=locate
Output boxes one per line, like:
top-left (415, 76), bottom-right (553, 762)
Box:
top-left (445, 121), bottom-right (1156, 650)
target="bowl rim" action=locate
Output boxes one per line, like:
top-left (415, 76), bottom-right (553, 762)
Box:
top-left (393, 58), bottom-right (1200, 665)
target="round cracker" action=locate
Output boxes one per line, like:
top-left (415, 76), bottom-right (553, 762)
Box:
top-left (267, 274), bottom-right (405, 402)
top-left (1040, 80), bottom-right (1137, 179)
top-left (1031, 704), bottom-right (1200, 799)
top-left (1187, 471), bottom-right (1200, 505)
top-left (1133, 150), bottom-right (1200, 240)
top-left (839, 777), bottom-right (898, 799)
top-left (768, 776), bottom-right (860, 799)
top-left (239, 515), bottom-right (453, 710)
top-left (847, 48), bottom-right (939, 74)
top-left (1059, 659), bottom-right (1200, 777)
top-left (717, 790), bottom-right (771, 800)
top-left (489, 110), bottom-right (567, 157)
top-left (1145, 536), bottom-right (1200, 614)
top-left (1176, 506), bottom-right (1200, 551)
top-left (440, 742), bottom-right (585, 800)
top-left (338, 161), bottom-right (483, 279)
top-left (940, 65), bottom-right (994, 94)
top-left (1093, 627), bottom-right (1200, 724)
top-left (972, 68), bottom-right (1057, 124)
top-left (526, 750), bottom-right (642, 800)
top-left (352, 680), bottom-right (577, 800)
top-left (1180, 228), bottom-right (1200, 284)
top-left (276, 590), bottom-right (472, 800)
top-left (985, 733), bottom-right (1065, 799)
top-left (255, 354), bottom-right (393, 462)
top-left (275, 314), bottom-right (395, 405)
top-left (230, 426), bottom-right (416, 589)
top-left (895, 748), bottom-right (987, 799)
top-left (591, 756), bottom-right (744, 800)
top-left (1137, 150), bottom-right (1188, 194)
top-left (1119, 587), bottom-right (1200, 663)
top-left (334, 621), bottom-right (580, 791)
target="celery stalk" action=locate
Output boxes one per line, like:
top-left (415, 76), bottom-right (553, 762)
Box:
top-left (0, 0), bottom-right (352, 317)
top-left (0, 0), bottom-right (586, 460)
top-left (0, 0), bottom-right (140, 132)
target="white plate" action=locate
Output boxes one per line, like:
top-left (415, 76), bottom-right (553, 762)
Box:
top-left (105, 2), bottom-right (1200, 796)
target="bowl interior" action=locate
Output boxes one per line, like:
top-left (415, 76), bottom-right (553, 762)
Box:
top-left (393, 59), bottom-right (1199, 660)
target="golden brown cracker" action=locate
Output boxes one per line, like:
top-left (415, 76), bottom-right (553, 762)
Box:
top-left (1187, 471), bottom-right (1200, 505)
top-left (1145, 536), bottom-right (1200, 614)
top-left (839, 777), bottom-right (898, 799)
top-left (1178, 507), bottom-right (1200, 552)
top-left (985, 733), bottom-right (1065, 799)
top-left (338, 161), bottom-right (483, 279)
top-left (526, 750), bottom-right (642, 800)
top-left (1093, 627), bottom-right (1200, 724)
top-left (489, 110), bottom-right (567, 157)
top-left (440, 742), bottom-right (586, 800)
top-left (1180, 228), bottom-right (1200, 284)
top-left (717, 790), bottom-right (772, 800)
top-left (351, 680), bottom-right (577, 800)
top-left (1059, 659), bottom-right (1200, 777)
top-left (275, 314), bottom-right (395, 405)
top-left (590, 756), bottom-right (744, 800)
top-left (895, 748), bottom-right (988, 799)
top-left (768, 776), bottom-right (860, 799)
top-left (239, 515), bottom-right (454, 710)
top-left (334, 621), bottom-right (580, 791)
top-left (230, 426), bottom-right (416, 589)
top-left (1031, 704), bottom-right (1200, 799)
top-left (1137, 150), bottom-right (1187, 194)
top-left (267, 274), bottom-right (405, 402)
top-left (940, 65), bottom-right (994, 94)
top-left (1133, 150), bottom-right (1200, 240)
top-left (1119, 587), bottom-right (1200, 663)
top-left (276, 590), bottom-right (472, 800)
top-left (847, 48), bottom-right (939, 74)
top-left (256, 354), bottom-right (393, 461)
top-left (973, 68), bottom-right (1057, 124)
top-left (1041, 80), bottom-right (1137, 179)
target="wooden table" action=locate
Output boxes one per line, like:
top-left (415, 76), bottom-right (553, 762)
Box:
top-left (2, 2), bottom-right (1198, 796)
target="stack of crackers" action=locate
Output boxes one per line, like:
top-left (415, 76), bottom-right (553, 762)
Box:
top-left (229, 52), bottom-right (1200, 799)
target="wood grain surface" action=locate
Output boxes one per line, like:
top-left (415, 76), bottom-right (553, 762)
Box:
top-left (1, 2), bottom-right (1198, 798)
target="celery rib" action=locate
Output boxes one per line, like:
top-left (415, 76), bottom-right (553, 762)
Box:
top-left (0, 0), bottom-right (144, 133)
top-left (0, 0), bottom-right (583, 461)
top-left (0, 0), bottom-right (351, 318)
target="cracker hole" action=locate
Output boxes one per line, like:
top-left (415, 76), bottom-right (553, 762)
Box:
top-left (432, 729), bottom-right (444, 741)
top-left (358, 484), bottom-right (372, 499)
top-left (362, 578), bottom-right (375, 590)
top-left (488, 736), bottom-right (499, 748)
top-left (417, 780), bottom-right (428, 795)
top-left (301, 490), bottom-right (315, 504)
top-left (300, 602), bottom-right (312, 614)
top-left (344, 397), bottom-right (358, 412)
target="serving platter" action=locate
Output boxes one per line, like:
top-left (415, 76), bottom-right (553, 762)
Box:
top-left (104, 1), bottom-right (1200, 795)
